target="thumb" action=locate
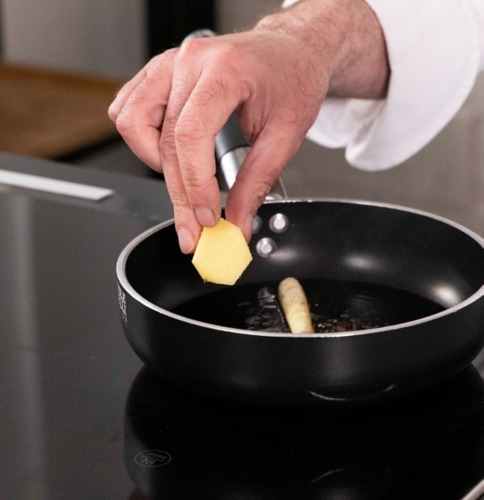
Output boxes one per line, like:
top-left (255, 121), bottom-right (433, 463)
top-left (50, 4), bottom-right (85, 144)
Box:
top-left (224, 131), bottom-right (301, 240)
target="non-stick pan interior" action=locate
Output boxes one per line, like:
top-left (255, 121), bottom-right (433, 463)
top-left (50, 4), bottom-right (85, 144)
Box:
top-left (124, 201), bottom-right (484, 331)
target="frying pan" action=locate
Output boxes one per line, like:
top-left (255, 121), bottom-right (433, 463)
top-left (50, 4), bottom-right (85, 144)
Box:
top-left (117, 196), bottom-right (484, 407)
top-left (116, 33), bottom-right (484, 408)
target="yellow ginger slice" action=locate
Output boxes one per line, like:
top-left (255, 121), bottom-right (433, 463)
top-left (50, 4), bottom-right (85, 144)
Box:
top-left (278, 277), bottom-right (314, 334)
top-left (192, 218), bottom-right (252, 286)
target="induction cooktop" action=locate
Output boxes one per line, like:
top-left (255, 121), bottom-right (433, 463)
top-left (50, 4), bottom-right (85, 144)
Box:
top-left (0, 157), bottom-right (483, 499)
top-left (126, 359), bottom-right (484, 499)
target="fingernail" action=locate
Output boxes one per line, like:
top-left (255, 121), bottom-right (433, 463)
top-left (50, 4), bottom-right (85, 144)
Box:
top-left (244, 214), bottom-right (253, 242)
top-left (195, 207), bottom-right (217, 227)
top-left (178, 228), bottom-right (194, 254)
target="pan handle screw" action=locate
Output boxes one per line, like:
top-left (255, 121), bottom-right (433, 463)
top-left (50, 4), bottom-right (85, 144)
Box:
top-left (269, 213), bottom-right (289, 233)
top-left (256, 237), bottom-right (277, 258)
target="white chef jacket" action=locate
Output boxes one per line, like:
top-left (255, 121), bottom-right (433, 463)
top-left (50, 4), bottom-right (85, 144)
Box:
top-left (283, 0), bottom-right (484, 170)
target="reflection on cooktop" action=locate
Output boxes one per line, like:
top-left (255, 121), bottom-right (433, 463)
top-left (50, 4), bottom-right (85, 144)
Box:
top-left (124, 366), bottom-right (484, 499)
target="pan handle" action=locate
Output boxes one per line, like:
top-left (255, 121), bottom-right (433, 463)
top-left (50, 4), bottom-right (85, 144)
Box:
top-left (183, 30), bottom-right (287, 201)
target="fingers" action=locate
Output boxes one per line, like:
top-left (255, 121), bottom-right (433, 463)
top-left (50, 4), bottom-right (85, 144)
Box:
top-left (108, 52), bottom-right (177, 171)
top-left (108, 32), bottom-right (323, 254)
top-left (108, 66), bottom-right (147, 121)
top-left (158, 87), bottom-right (237, 251)
top-left (108, 40), bottom-right (249, 253)
top-left (225, 128), bottom-right (303, 241)
top-left (166, 42), bottom-right (247, 213)
top-left (108, 49), bottom-right (204, 253)
top-left (160, 70), bottom-right (220, 229)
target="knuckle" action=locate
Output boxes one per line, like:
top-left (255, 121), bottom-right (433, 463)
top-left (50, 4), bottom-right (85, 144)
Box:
top-left (237, 171), bottom-right (273, 202)
top-left (180, 40), bottom-right (243, 91)
top-left (179, 38), bottom-right (207, 61)
top-left (174, 115), bottom-right (206, 144)
top-left (145, 49), bottom-right (177, 79)
top-left (115, 112), bottom-right (136, 138)
top-left (159, 130), bottom-right (178, 164)
top-left (169, 189), bottom-right (190, 208)
top-left (252, 180), bottom-right (272, 205)
top-left (184, 169), bottom-right (213, 192)
top-left (210, 44), bottom-right (240, 71)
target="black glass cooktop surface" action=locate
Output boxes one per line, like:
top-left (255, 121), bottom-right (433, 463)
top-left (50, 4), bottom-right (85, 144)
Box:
top-left (126, 361), bottom-right (484, 500)
top-left (0, 158), bottom-right (483, 499)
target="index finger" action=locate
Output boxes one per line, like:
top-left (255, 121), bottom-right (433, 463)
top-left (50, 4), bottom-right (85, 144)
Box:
top-left (161, 42), bottom-right (249, 227)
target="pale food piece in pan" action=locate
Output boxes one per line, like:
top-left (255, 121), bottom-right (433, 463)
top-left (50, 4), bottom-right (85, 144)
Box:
top-left (278, 277), bottom-right (315, 334)
top-left (192, 218), bottom-right (253, 286)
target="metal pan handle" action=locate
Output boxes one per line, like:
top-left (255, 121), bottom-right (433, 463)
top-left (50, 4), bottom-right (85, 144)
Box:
top-left (183, 29), bottom-right (287, 201)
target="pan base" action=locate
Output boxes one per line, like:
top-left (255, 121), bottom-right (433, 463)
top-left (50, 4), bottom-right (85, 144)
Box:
top-left (172, 279), bottom-right (445, 333)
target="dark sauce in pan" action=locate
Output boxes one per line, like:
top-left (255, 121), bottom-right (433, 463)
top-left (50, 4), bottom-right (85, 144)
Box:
top-left (172, 279), bottom-right (445, 333)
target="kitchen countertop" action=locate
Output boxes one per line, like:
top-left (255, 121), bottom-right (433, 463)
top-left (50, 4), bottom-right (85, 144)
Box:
top-left (0, 152), bottom-right (172, 222)
top-left (0, 152), bottom-right (170, 498)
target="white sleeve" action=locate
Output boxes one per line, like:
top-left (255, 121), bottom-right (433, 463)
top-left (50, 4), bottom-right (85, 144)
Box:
top-left (302, 0), bottom-right (484, 170)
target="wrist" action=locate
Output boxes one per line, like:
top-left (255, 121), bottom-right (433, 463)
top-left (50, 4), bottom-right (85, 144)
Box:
top-left (254, 0), bottom-right (389, 99)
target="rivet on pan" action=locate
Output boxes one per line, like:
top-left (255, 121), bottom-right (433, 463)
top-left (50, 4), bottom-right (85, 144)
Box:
top-left (256, 237), bottom-right (277, 258)
top-left (252, 215), bottom-right (263, 234)
top-left (269, 213), bottom-right (289, 233)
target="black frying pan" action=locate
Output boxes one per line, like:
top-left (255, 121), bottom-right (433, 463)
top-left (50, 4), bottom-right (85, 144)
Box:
top-left (117, 197), bottom-right (484, 407)
top-left (116, 31), bottom-right (484, 408)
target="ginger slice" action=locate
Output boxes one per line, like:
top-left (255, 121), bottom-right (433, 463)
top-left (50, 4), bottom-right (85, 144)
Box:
top-left (192, 218), bottom-right (252, 286)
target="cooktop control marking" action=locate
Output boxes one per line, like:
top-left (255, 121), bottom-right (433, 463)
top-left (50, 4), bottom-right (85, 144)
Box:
top-left (134, 450), bottom-right (172, 468)
top-left (0, 169), bottom-right (114, 201)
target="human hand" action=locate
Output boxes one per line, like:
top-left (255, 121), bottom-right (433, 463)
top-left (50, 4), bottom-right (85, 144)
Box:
top-left (108, 0), bottom-right (388, 253)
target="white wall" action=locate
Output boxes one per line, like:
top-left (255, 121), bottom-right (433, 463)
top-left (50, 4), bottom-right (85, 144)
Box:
top-left (2, 0), bottom-right (146, 79)
top-left (0, 0), bottom-right (277, 78)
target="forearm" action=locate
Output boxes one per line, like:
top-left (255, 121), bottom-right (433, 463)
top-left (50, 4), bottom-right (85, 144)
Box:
top-left (307, 0), bottom-right (484, 170)
top-left (255, 0), bottom-right (390, 99)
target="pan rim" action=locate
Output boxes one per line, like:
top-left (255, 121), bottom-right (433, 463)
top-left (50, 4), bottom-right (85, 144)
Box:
top-left (116, 198), bottom-right (484, 338)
